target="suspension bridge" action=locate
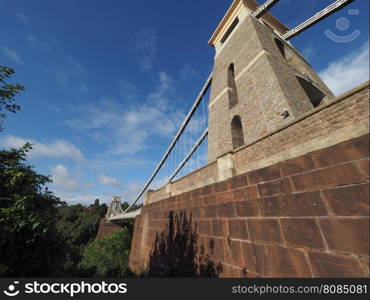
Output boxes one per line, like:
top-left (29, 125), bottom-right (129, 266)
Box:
top-left (107, 0), bottom-right (356, 221)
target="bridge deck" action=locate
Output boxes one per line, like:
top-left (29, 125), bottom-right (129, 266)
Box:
top-left (107, 209), bottom-right (141, 221)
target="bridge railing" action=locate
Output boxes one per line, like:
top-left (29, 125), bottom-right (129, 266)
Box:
top-left (109, 73), bottom-right (212, 219)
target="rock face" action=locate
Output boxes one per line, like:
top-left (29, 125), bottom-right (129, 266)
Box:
top-left (96, 218), bottom-right (122, 240)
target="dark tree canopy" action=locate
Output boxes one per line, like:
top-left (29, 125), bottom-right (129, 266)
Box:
top-left (55, 202), bottom-right (108, 276)
top-left (0, 66), bottom-right (24, 130)
top-left (0, 143), bottom-right (114, 276)
top-left (0, 144), bottom-right (65, 276)
top-left (0, 66), bottom-right (133, 277)
top-left (80, 228), bottom-right (133, 277)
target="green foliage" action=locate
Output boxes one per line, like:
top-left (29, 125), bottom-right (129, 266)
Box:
top-left (0, 144), bottom-right (65, 276)
top-left (0, 144), bottom-right (113, 277)
top-left (121, 201), bottom-right (142, 212)
top-left (0, 66), bottom-right (24, 129)
top-left (55, 202), bottom-right (108, 276)
top-left (80, 228), bottom-right (133, 277)
top-left (0, 67), bottom-right (134, 277)
top-left (121, 201), bottom-right (129, 211)
top-left (0, 143), bottom-right (115, 277)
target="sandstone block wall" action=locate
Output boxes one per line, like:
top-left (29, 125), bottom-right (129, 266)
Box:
top-left (96, 218), bottom-right (123, 239)
top-left (146, 82), bottom-right (369, 204)
top-left (129, 133), bottom-right (369, 277)
top-left (233, 81), bottom-right (369, 174)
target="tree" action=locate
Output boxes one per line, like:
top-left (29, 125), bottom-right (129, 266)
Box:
top-left (89, 198), bottom-right (107, 217)
top-left (0, 66), bottom-right (134, 277)
top-left (0, 144), bottom-right (65, 276)
top-left (0, 66), bottom-right (24, 130)
top-left (80, 229), bottom-right (133, 277)
top-left (121, 201), bottom-right (142, 212)
top-left (121, 201), bottom-right (129, 211)
top-left (55, 203), bottom-right (101, 276)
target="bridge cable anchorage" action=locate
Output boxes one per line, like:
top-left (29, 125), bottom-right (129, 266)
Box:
top-left (168, 129), bottom-right (208, 183)
top-left (282, 0), bottom-right (355, 40)
top-left (120, 73), bottom-right (213, 215)
top-left (253, 0), bottom-right (281, 19)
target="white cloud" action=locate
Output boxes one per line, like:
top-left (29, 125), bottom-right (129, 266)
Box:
top-left (99, 174), bottom-right (123, 188)
top-left (319, 41), bottom-right (369, 96)
top-left (89, 156), bottom-right (148, 169)
top-left (54, 70), bottom-right (69, 87)
top-left (50, 166), bottom-right (134, 206)
top-left (65, 55), bottom-right (85, 74)
top-left (50, 164), bottom-right (80, 192)
top-left (0, 33), bottom-right (7, 44)
top-left (53, 55), bottom-right (86, 91)
top-left (53, 191), bottom-right (109, 206)
top-left (121, 182), bottom-right (142, 204)
top-left (301, 46), bottom-right (315, 63)
top-left (133, 29), bottom-right (158, 70)
top-left (119, 80), bottom-right (138, 100)
top-left (0, 46), bottom-right (24, 65)
top-left (26, 34), bottom-right (55, 51)
top-left (64, 72), bottom-right (185, 156)
top-left (0, 1), bottom-right (11, 16)
top-left (74, 84), bottom-right (89, 95)
top-left (180, 64), bottom-right (199, 80)
top-left (0, 135), bottom-right (85, 162)
top-left (27, 34), bottom-right (37, 46)
top-left (51, 182), bottom-right (143, 206)
top-left (15, 11), bottom-right (29, 25)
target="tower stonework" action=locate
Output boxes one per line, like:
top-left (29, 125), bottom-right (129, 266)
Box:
top-left (207, 0), bottom-right (334, 162)
top-left (129, 0), bottom-right (369, 278)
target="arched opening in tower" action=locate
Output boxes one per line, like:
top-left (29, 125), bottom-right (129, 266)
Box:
top-left (227, 63), bottom-right (239, 109)
top-left (231, 115), bottom-right (245, 150)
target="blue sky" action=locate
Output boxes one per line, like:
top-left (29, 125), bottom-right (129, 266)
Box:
top-left (0, 0), bottom-right (368, 205)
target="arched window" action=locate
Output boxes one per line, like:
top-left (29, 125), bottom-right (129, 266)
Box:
top-left (275, 38), bottom-right (286, 59)
top-left (231, 115), bottom-right (245, 150)
top-left (296, 76), bottom-right (326, 107)
top-left (227, 63), bottom-right (239, 109)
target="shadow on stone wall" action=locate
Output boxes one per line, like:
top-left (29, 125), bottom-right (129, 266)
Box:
top-left (146, 211), bottom-right (223, 277)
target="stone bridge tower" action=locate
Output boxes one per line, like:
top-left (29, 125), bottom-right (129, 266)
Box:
top-left (129, 0), bottom-right (369, 278)
top-left (207, 0), bottom-right (334, 163)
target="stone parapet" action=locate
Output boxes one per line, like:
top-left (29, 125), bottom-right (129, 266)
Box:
top-left (130, 131), bottom-right (369, 277)
top-left (146, 82), bottom-right (369, 205)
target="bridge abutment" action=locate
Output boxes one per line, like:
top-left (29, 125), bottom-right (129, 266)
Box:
top-left (127, 0), bottom-right (369, 277)
top-left (129, 82), bottom-right (369, 277)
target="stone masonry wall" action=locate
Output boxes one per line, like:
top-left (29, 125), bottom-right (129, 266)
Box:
top-left (96, 218), bottom-right (122, 240)
top-left (233, 81), bottom-right (369, 174)
top-left (207, 13), bottom-right (335, 162)
top-left (146, 82), bottom-right (369, 204)
top-left (147, 161), bottom-right (219, 203)
top-left (129, 133), bottom-right (369, 277)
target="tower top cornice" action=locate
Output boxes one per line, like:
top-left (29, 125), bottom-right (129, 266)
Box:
top-left (208, 0), bottom-right (289, 47)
